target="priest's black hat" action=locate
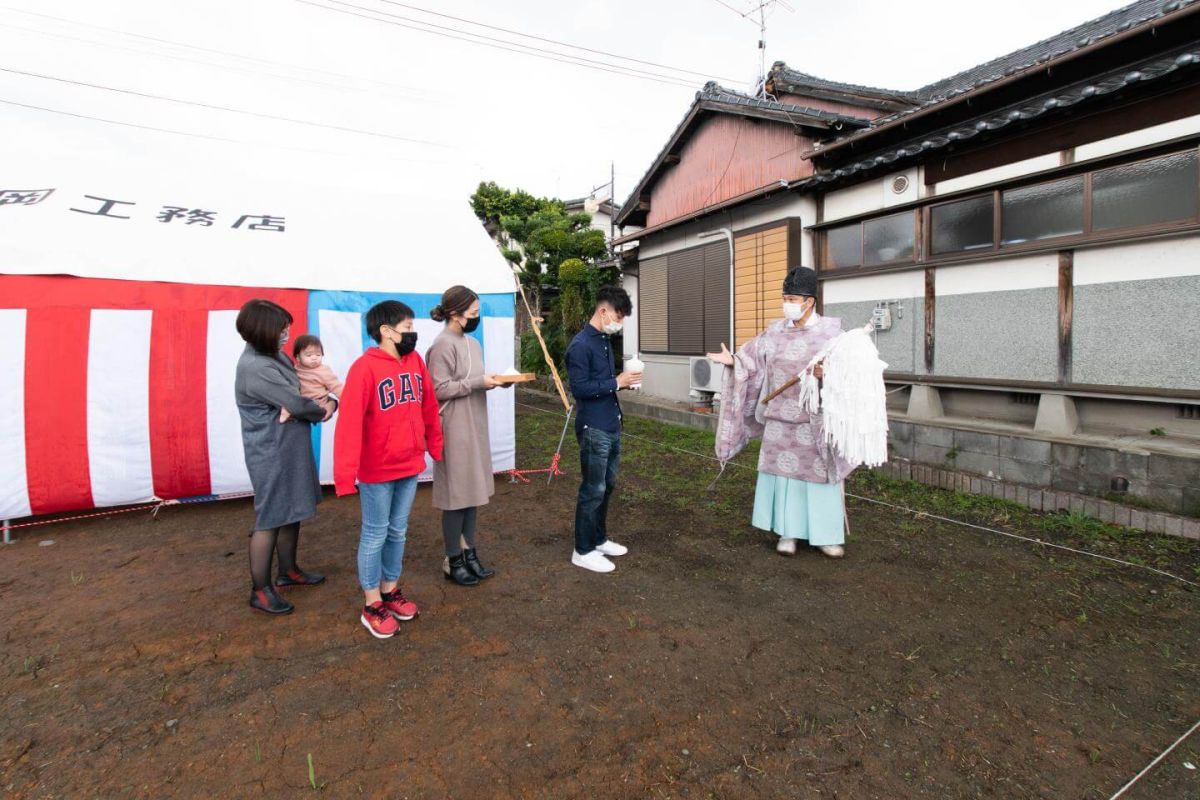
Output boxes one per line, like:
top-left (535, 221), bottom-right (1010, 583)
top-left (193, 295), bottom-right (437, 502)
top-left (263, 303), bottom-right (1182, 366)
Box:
top-left (782, 265), bottom-right (818, 297)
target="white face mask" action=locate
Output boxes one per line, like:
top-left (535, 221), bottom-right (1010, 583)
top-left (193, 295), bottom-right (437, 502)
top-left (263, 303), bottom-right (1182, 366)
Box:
top-left (782, 302), bottom-right (809, 321)
top-left (601, 310), bottom-right (623, 335)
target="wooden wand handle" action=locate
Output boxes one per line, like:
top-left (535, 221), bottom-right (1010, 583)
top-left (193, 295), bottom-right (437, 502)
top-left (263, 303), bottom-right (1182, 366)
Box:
top-left (761, 374), bottom-right (802, 405)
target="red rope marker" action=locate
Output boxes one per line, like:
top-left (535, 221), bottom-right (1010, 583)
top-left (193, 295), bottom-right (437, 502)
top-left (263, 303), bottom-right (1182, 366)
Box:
top-left (506, 451), bottom-right (566, 484)
top-left (507, 406), bottom-right (573, 485)
top-left (3, 502), bottom-right (162, 532)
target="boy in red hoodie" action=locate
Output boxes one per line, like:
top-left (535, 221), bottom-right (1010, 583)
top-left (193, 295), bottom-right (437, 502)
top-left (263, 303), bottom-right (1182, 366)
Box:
top-left (334, 300), bottom-right (443, 639)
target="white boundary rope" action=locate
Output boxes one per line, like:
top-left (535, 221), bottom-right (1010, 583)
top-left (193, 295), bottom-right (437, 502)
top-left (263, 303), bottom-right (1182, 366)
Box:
top-left (516, 399), bottom-right (1200, 589)
top-left (847, 494), bottom-right (1200, 589)
top-left (520, 396), bottom-right (1200, 793)
top-left (1107, 718), bottom-right (1200, 799)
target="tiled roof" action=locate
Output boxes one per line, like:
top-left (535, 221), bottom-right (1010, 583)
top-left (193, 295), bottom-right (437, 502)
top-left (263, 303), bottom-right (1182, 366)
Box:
top-left (766, 66), bottom-right (919, 110)
top-left (617, 0), bottom-right (1199, 228)
top-left (913, 0), bottom-right (1195, 100)
top-left (789, 0), bottom-right (1200, 145)
top-left (699, 82), bottom-right (871, 126)
top-left (806, 43), bottom-right (1200, 186)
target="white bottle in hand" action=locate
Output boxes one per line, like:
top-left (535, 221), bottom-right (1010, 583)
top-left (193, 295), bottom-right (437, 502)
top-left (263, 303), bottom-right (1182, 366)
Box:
top-left (626, 355), bottom-right (644, 390)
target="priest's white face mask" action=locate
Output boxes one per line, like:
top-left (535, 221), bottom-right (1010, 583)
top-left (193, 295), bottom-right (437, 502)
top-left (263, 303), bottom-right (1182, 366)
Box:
top-left (782, 297), bottom-right (814, 321)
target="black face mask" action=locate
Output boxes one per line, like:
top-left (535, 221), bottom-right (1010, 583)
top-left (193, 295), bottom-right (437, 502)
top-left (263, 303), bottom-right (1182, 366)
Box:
top-left (462, 316), bottom-right (481, 334)
top-left (397, 331), bottom-right (418, 356)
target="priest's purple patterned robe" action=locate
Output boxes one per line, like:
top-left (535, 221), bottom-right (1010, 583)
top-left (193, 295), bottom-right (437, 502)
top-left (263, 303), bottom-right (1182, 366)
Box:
top-left (715, 316), bottom-right (854, 484)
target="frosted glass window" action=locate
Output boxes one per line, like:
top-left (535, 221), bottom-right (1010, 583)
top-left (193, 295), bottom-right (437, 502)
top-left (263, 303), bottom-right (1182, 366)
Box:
top-left (931, 195), bottom-right (994, 255)
top-left (826, 223), bottom-right (862, 268)
top-left (1092, 151), bottom-right (1199, 231)
top-left (864, 211), bottom-right (915, 266)
top-left (1001, 176), bottom-right (1084, 244)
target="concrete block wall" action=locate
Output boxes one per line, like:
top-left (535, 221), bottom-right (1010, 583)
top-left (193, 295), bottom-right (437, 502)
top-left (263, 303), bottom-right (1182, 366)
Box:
top-left (878, 459), bottom-right (1200, 541)
top-left (888, 420), bottom-right (1200, 517)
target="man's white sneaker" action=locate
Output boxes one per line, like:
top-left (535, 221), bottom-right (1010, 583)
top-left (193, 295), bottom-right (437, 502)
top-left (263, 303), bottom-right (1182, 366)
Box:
top-left (572, 550), bottom-right (616, 573)
top-left (595, 540), bottom-right (628, 557)
top-left (819, 544), bottom-right (845, 558)
top-left (776, 537), bottom-right (797, 556)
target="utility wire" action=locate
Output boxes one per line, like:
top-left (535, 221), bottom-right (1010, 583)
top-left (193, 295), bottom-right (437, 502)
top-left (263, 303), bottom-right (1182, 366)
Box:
top-left (0, 65), bottom-right (447, 147)
top-left (0, 6), bottom-right (428, 97)
top-left (370, 0), bottom-right (745, 84)
top-left (298, 0), bottom-right (700, 90)
top-left (0, 20), bottom-right (411, 99)
top-left (311, 0), bottom-right (699, 88)
top-left (711, 0), bottom-right (759, 21)
top-left (0, 96), bottom-right (448, 162)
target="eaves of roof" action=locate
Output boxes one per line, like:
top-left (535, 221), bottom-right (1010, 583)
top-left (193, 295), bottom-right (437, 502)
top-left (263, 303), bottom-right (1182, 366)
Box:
top-left (766, 66), bottom-right (919, 111)
top-left (807, 0), bottom-right (1200, 159)
top-left (806, 43), bottom-right (1200, 188)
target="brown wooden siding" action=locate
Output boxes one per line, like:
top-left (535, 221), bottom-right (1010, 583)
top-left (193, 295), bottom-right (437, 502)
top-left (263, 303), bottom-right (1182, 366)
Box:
top-left (734, 224), bottom-right (789, 347)
top-left (639, 256), bottom-right (668, 352)
top-left (647, 115), bottom-right (815, 228)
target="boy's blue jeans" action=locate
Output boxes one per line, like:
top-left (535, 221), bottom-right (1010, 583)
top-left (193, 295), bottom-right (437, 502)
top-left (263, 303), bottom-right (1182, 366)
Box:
top-left (574, 427), bottom-right (621, 555)
top-left (357, 476), bottom-right (418, 591)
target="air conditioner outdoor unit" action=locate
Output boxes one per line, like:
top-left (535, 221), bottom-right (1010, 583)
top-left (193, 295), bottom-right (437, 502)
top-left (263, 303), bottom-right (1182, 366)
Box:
top-left (689, 356), bottom-right (723, 393)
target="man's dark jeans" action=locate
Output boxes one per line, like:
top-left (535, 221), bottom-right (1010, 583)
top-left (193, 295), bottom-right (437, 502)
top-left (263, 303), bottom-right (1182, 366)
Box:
top-left (574, 426), bottom-right (621, 555)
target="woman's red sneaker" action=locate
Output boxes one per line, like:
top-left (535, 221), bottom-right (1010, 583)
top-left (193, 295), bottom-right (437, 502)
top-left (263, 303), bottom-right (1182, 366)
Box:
top-left (360, 601), bottom-right (398, 639)
top-left (381, 587), bottom-right (419, 621)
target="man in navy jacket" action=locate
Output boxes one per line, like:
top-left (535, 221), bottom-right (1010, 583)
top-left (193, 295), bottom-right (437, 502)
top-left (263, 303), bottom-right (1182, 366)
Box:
top-left (564, 286), bottom-right (641, 573)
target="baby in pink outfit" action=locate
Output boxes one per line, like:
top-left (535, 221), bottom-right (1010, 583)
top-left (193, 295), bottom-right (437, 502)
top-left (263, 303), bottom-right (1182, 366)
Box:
top-left (281, 334), bottom-right (343, 423)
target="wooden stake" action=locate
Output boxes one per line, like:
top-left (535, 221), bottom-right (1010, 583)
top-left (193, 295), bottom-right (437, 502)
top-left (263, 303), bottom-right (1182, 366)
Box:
top-left (514, 272), bottom-right (571, 411)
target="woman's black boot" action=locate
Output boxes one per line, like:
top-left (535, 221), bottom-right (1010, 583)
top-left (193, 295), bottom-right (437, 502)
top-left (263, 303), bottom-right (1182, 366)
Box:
top-left (443, 554), bottom-right (479, 586)
top-left (249, 585), bottom-right (294, 615)
top-left (463, 548), bottom-right (496, 580)
top-left (276, 567), bottom-right (326, 587)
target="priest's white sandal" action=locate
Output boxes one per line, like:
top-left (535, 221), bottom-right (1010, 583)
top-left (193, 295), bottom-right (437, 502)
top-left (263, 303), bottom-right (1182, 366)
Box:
top-left (819, 545), bottom-right (845, 558)
top-left (776, 538), bottom-right (797, 556)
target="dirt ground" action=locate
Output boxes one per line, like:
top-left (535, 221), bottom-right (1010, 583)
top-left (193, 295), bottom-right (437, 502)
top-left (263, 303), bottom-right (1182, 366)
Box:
top-left (2, 397), bottom-right (1199, 799)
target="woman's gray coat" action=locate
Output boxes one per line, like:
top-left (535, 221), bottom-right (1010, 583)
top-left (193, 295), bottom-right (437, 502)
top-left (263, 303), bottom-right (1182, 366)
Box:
top-left (234, 344), bottom-right (328, 530)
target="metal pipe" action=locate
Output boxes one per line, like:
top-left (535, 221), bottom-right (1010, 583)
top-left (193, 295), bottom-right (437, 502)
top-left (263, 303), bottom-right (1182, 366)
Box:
top-left (2, 519), bottom-right (11, 545)
top-left (697, 227), bottom-right (735, 351)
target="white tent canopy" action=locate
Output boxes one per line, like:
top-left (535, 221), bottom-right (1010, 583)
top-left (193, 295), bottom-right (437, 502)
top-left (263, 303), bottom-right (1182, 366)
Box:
top-left (0, 114), bottom-right (519, 520)
top-left (1, 118), bottom-right (512, 294)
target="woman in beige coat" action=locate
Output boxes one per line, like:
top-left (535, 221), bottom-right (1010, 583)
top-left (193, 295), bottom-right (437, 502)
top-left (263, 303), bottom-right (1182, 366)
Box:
top-left (427, 285), bottom-right (500, 586)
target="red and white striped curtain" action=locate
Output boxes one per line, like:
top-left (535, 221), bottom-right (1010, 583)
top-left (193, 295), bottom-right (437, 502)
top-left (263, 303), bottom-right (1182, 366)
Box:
top-left (0, 275), bottom-right (308, 519)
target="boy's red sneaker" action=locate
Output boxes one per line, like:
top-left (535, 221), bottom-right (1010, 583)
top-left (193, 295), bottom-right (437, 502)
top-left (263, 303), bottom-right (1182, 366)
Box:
top-left (380, 587), bottom-right (419, 621)
top-left (360, 601), bottom-right (398, 639)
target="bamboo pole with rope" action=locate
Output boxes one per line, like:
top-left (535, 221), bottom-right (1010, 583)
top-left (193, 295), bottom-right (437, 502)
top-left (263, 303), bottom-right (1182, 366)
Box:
top-left (513, 267), bottom-right (571, 411)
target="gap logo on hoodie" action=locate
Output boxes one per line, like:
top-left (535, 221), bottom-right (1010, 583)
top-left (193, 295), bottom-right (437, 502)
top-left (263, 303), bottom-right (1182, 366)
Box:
top-left (377, 372), bottom-right (424, 410)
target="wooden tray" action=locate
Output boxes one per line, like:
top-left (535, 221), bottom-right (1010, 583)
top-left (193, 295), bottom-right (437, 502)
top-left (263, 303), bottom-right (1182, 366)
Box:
top-left (494, 373), bottom-right (537, 384)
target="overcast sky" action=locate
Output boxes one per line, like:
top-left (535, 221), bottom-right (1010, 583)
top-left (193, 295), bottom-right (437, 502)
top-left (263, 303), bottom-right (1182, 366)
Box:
top-left (0, 0), bottom-right (1123, 205)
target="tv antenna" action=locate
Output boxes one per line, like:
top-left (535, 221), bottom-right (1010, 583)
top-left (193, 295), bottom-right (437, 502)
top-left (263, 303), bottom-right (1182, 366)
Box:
top-left (712, 0), bottom-right (794, 93)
